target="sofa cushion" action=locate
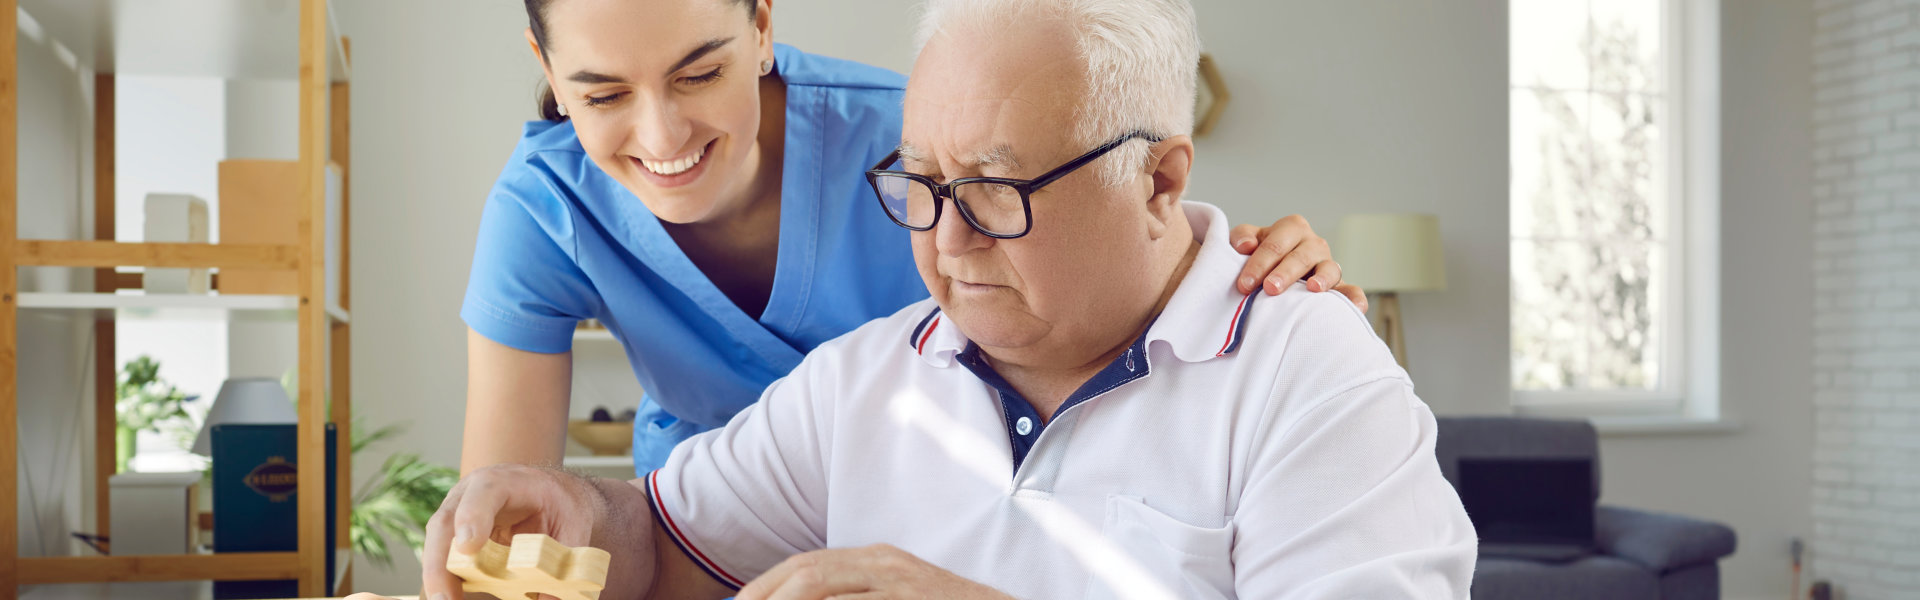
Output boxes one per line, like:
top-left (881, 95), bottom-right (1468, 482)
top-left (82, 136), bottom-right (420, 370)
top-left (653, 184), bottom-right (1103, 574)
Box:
top-left (1597, 505), bottom-right (1739, 573)
top-left (1436, 417), bottom-right (1601, 502)
top-left (1472, 555), bottom-right (1660, 600)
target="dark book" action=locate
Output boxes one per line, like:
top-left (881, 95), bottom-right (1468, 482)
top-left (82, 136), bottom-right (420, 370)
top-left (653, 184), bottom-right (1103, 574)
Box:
top-left (210, 423), bottom-right (336, 599)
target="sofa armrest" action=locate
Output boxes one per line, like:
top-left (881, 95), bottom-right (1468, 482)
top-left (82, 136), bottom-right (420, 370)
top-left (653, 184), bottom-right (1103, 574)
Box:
top-left (1595, 505), bottom-right (1737, 573)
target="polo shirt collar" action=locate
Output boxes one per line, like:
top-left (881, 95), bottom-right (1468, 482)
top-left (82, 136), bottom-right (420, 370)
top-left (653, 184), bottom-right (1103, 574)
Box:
top-left (1145, 202), bottom-right (1263, 363)
top-left (905, 202), bottom-right (1258, 368)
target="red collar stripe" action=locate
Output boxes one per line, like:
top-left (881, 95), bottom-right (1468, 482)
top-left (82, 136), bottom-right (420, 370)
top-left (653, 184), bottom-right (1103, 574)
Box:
top-left (1216, 292), bottom-right (1258, 357)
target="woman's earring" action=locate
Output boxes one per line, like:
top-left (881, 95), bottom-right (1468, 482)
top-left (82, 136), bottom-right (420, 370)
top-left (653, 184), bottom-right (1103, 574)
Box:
top-left (556, 101), bottom-right (568, 117)
top-left (760, 59), bottom-right (774, 76)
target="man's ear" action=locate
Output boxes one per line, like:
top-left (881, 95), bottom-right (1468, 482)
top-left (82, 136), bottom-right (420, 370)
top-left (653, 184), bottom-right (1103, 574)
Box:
top-left (1143, 135), bottom-right (1194, 240)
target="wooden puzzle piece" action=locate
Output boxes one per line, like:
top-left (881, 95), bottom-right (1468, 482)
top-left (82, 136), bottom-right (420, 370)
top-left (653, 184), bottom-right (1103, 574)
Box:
top-left (447, 533), bottom-right (611, 600)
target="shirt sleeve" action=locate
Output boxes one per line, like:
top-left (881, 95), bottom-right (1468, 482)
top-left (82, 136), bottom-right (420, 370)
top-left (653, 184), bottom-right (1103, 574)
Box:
top-left (643, 357), bottom-right (835, 590)
top-left (459, 171), bottom-right (601, 354)
top-left (1231, 378), bottom-right (1479, 599)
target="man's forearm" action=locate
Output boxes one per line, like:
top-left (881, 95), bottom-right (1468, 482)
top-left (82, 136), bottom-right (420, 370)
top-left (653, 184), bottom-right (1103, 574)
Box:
top-left (587, 475), bottom-right (735, 600)
top-left (581, 476), bottom-right (658, 600)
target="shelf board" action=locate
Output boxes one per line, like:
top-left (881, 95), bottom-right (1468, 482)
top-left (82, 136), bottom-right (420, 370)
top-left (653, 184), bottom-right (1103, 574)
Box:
top-left (562, 455), bottom-right (633, 469)
top-left (18, 0), bottom-right (351, 82)
top-left (19, 292), bottom-right (351, 323)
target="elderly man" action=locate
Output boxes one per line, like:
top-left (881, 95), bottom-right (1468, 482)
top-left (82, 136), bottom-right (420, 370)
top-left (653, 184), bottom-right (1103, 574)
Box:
top-left (385, 0), bottom-right (1476, 598)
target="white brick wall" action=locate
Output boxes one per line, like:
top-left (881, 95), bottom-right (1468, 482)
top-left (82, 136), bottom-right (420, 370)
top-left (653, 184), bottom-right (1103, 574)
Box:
top-left (1813, 0), bottom-right (1920, 597)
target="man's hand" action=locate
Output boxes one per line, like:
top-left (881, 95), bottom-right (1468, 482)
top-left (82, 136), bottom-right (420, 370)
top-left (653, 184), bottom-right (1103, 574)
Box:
top-left (735, 544), bottom-right (1013, 600)
top-left (1231, 214), bottom-right (1370, 313)
top-left (416, 464), bottom-right (648, 600)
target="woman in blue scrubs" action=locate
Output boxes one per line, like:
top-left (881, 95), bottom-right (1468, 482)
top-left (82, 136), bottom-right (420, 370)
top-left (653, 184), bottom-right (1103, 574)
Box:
top-left (461, 0), bottom-right (1368, 476)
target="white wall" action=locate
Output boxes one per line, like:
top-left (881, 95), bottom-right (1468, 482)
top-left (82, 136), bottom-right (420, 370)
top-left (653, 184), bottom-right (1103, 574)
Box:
top-left (333, 1), bottom-right (1816, 598)
top-left (334, 2), bottom-right (540, 591)
top-left (1809, 0), bottom-right (1920, 598)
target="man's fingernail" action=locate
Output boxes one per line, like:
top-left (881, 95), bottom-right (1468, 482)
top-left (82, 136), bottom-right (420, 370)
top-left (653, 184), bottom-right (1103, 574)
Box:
top-left (1235, 239), bottom-right (1253, 251)
top-left (1239, 276), bottom-right (1255, 289)
top-left (454, 526), bottom-right (473, 544)
top-left (431, 593), bottom-right (449, 600)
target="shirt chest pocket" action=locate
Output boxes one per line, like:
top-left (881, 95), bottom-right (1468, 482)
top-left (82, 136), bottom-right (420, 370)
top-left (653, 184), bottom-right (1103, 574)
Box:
top-left (1083, 495), bottom-right (1236, 600)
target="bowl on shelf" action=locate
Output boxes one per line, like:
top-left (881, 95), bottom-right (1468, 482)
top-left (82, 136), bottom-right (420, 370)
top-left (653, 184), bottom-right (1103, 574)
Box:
top-left (567, 420), bottom-right (634, 457)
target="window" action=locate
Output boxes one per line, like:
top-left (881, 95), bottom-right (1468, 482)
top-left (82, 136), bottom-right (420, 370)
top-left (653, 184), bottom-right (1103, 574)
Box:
top-left (1509, 0), bottom-right (1719, 418)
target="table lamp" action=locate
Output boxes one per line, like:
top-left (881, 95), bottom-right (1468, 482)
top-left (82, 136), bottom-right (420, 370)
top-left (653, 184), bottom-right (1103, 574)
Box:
top-left (1335, 214), bottom-right (1446, 368)
top-left (191, 377), bottom-right (299, 456)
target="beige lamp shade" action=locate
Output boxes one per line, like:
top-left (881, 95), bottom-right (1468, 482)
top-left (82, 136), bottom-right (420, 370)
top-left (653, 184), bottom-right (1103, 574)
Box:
top-left (1334, 214), bottom-right (1446, 292)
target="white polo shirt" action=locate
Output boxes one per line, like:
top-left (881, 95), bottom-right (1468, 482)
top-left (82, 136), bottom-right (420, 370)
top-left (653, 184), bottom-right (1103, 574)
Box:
top-left (646, 202), bottom-right (1477, 599)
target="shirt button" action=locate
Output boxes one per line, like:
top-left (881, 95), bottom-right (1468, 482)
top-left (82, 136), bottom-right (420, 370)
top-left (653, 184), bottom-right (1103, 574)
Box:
top-left (1015, 417), bottom-right (1034, 435)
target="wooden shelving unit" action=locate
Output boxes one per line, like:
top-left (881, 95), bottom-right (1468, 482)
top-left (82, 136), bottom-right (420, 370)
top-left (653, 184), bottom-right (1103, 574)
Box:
top-left (2, 1), bottom-right (352, 597)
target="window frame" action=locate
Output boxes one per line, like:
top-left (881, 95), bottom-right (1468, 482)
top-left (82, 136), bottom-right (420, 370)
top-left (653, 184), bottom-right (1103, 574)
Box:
top-left (1508, 0), bottom-right (1721, 422)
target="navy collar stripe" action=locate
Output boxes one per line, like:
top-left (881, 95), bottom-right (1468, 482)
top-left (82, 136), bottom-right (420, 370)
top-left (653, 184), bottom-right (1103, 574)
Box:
top-left (916, 316), bottom-right (943, 355)
top-left (1216, 291), bottom-right (1259, 357)
top-left (907, 307), bottom-right (943, 351)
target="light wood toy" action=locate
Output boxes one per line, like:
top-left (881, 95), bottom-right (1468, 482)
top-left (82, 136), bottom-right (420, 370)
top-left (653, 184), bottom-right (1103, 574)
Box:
top-left (447, 533), bottom-right (612, 600)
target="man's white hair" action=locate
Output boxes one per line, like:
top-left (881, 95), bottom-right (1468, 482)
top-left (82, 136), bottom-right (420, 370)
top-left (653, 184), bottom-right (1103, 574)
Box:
top-left (914, 0), bottom-right (1201, 187)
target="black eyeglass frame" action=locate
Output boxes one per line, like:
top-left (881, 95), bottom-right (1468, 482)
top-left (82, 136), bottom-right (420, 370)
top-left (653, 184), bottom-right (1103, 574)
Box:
top-left (864, 131), bottom-right (1164, 239)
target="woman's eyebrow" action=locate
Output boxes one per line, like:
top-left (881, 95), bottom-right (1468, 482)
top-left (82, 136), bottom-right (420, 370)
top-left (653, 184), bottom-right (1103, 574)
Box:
top-left (565, 37), bottom-right (736, 85)
top-left (669, 37), bottom-right (736, 74)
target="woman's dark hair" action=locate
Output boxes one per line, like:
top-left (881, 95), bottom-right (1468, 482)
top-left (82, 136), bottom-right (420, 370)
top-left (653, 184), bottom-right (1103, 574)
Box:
top-left (528, 0), bottom-right (761, 122)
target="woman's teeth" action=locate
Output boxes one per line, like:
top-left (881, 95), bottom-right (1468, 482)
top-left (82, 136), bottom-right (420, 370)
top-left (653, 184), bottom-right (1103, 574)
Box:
top-left (641, 146), bottom-right (706, 176)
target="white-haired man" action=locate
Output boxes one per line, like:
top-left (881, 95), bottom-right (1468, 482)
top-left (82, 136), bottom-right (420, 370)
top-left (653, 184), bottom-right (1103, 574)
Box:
top-left (383, 0), bottom-right (1476, 598)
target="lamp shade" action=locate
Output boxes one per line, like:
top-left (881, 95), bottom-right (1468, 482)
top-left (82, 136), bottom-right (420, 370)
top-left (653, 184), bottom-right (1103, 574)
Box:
top-left (1334, 213), bottom-right (1446, 292)
top-left (191, 377), bottom-right (298, 456)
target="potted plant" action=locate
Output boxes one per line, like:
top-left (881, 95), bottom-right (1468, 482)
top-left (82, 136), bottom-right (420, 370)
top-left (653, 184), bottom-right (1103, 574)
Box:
top-left (348, 421), bottom-right (459, 568)
top-left (114, 355), bottom-right (196, 473)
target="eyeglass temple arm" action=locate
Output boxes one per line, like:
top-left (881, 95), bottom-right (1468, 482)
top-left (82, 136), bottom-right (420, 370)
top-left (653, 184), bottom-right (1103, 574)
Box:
top-left (1025, 132), bottom-right (1163, 191)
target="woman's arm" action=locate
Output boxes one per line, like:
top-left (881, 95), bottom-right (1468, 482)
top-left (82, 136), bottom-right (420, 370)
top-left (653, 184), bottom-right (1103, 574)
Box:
top-left (461, 327), bottom-right (576, 475)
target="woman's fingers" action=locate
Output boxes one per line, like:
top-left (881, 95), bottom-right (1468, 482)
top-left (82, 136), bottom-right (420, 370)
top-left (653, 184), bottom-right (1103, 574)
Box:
top-left (1263, 241), bottom-right (1324, 295)
top-left (1305, 258), bottom-right (1343, 294)
top-left (1229, 223), bottom-right (1264, 254)
top-left (1236, 226), bottom-right (1304, 294)
top-left (1334, 283), bottom-right (1370, 313)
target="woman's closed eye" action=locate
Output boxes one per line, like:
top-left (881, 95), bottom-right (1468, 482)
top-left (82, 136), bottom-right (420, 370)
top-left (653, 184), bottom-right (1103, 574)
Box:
top-left (680, 66), bottom-right (724, 86)
top-left (584, 92), bottom-right (627, 108)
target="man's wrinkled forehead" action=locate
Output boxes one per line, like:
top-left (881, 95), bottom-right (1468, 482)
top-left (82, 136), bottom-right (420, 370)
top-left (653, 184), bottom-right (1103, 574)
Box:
top-left (901, 28), bottom-right (1084, 173)
top-left (896, 141), bottom-right (1023, 172)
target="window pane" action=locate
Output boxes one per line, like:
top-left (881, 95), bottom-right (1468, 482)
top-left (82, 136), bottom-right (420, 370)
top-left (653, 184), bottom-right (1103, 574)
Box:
top-left (1511, 0), bottom-right (1591, 90)
top-left (1511, 88), bottom-right (1591, 240)
top-left (1587, 91), bottom-right (1663, 242)
top-left (1591, 0), bottom-right (1664, 93)
top-left (1584, 240), bottom-right (1661, 391)
top-left (1513, 239), bottom-right (1665, 392)
top-left (1513, 240), bottom-right (1595, 391)
top-left (1511, 0), bottom-right (1678, 400)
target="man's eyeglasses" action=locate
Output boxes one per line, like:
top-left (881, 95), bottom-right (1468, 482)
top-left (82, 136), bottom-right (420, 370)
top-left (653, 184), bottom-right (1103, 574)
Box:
top-left (864, 132), bottom-right (1162, 239)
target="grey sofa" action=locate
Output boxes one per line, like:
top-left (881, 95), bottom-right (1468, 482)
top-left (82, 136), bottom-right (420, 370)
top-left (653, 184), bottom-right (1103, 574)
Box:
top-left (1435, 417), bottom-right (1738, 600)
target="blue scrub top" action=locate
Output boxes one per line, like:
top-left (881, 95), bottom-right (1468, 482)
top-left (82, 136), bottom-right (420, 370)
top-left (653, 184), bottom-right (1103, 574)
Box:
top-left (461, 44), bottom-right (926, 473)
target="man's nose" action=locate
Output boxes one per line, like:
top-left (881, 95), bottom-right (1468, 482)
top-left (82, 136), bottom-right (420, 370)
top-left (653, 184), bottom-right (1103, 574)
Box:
top-left (932, 197), bottom-right (995, 257)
